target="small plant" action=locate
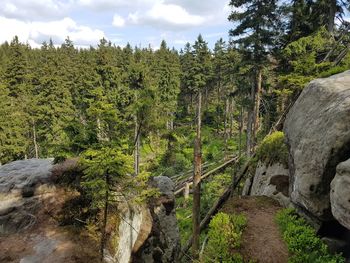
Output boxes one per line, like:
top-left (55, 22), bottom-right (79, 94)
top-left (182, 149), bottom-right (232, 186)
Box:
top-left (203, 212), bottom-right (247, 263)
top-left (276, 208), bottom-right (345, 263)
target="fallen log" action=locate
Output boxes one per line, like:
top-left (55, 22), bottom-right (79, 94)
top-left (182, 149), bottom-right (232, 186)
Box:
top-left (174, 156), bottom-right (238, 196)
top-left (179, 156), bottom-right (253, 259)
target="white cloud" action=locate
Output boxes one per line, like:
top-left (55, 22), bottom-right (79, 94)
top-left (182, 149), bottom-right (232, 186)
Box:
top-left (124, 2), bottom-right (208, 30)
top-left (78, 0), bottom-right (155, 11)
top-left (109, 0), bottom-right (229, 31)
top-left (112, 14), bottom-right (125, 27)
top-left (0, 16), bottom-right (106, 47)
top-left (0, 0), bottom-right (71, 20)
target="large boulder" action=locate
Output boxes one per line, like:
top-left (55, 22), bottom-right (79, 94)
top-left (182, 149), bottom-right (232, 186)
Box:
top-left (248, 162), bottom-right (290, 207)
top-left (284, 70), bottom-right (350, 221)
top-left (330, 159), bottom-right (350, 230)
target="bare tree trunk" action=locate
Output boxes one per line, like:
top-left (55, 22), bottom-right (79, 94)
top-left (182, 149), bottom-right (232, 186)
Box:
top-left (224, 97), bottom-right (229, 157)
top-left (97, 117), bottom-right (102, 142)
top-left (253, 69), bottom-right (262, 145)
top-left (134, 115), bottom-right (140, 176)
top-left (229, 98), bottom-right (234, 139)
top-left (169, 112), bottom-right (174, 130)
top-left (184, 182), bottom-right (190, 201)
top-left (100, 174), bottom-right (110, 262)
top-left (328, 0), bottom-right (337, 33)
top-left (192, 91), bottom-right (202, 260)
top-left (32, 118), bottom-right (38, 159)
top-left (334, 43), bottom-right (350, 66)
top-left (239, 106), bottom-right (243, 158)
top-left (246, 78), bottom-right (256, 157)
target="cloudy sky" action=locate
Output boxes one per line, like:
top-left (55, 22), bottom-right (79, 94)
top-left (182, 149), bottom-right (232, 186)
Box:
top-left (0, 0), bottom-right (232, 49)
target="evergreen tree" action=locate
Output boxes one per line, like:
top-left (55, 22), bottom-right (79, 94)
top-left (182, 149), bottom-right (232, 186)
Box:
top-left (0, 84), bottom-right (28, 163)
top-left (153, 40), bottom-right (181, 130)
top-left (191, 34), bottom-right (211, 259)
top-left (228, 0), bottom-right (278, 155)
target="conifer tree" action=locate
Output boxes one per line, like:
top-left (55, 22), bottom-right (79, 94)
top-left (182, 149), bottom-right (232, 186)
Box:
top-left (154, 40), bottom-right (181, 130)
top-left (229, 0), bottom-right (278, 155)
top-left (191, 34), bottom-right (211, 259)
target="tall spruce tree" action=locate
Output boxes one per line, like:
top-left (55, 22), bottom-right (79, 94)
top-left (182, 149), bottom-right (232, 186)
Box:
top-left (228, 0), bottom-right (278, 156)
top-left (191, 34), bottom-right (211, 259)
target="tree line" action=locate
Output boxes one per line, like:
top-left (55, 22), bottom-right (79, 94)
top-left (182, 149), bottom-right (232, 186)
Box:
top-left (0, 0), bottom-right (350, 259)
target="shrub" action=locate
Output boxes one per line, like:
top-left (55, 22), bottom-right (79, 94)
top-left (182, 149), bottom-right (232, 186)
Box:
top-left (276, 208), bottom-right (345, 263)
top-left (204, 212), bottom-right (247, 262)
top-left (255, 131), bottom-right (288, 166)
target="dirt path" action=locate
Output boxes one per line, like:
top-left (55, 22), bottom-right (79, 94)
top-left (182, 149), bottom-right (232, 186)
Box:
top-left (221, 196), bottom-right (288, 263)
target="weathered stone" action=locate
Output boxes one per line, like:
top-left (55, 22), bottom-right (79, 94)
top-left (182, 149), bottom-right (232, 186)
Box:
top-left (331, 159), bottom-right (350, 230)
top-left (0, 159), bottom-right (54, 195)
top-left (132, 176), bottom-right (181, 263)
top-left (0, 159), bottom-right (55, 235)
top-left (114, 204), bottom-right (152, 263)
top-left (250, 162), bottom-right (290, 207)
top-left (284, 70), bottom-right (350, 220)
top-left (242, 177), bottom-right (252, 196)
top-left (0, 159), bottom-right (102, 263)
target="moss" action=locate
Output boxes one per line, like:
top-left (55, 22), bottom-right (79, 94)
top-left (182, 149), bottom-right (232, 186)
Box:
top-left (255, 131), bottom-right (288, 167)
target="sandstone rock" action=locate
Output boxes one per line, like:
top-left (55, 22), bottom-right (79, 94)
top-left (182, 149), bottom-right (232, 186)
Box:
top-left (0, 159), bottom-right (55, 234)
top-left (114, 204), bottom-right (152, 263)
top-left (0, 160), bottom-right (181, 263)
top-left (250, 162), bottom-right (290, 207)
top-left (132, 176), bottom-right (181, 263)
top-left (0, 159), bottom-right (101, 263)
top-left (331, 159), bottom-right (350, 230)
top-left (284, 70), bottom-right (350, 220)
top-left (0, 159), bottom-right (54, 196)
top-left (242, 177), bottom-right (252, 196)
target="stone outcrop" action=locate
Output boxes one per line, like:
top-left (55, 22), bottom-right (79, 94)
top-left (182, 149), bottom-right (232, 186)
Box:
top-left (131, 176), bottom-right (181, 263)
top-left (0, 159), bottom-right (100, 263)
top-left (330, 159), bottom-right (350, 230)
top-left (243, 162), bottom-right (290, 207)
top-left (0, 160), bottom-right (180, 263)
top-left (284, 70), bottom-right (350, 221)
top-left (0, 159), bottom-right (55, 234)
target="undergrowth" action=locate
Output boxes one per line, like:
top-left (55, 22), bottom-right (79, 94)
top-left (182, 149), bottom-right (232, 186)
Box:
top-left (276, 208), bottom-right (345, 263)
top-left (203, 212), bottom-right (247, 263)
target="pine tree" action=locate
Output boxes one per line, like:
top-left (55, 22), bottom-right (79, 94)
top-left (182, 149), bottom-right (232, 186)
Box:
top-left (153, 40), bottom-right (181, 130)
top-left (0, 84), bottom-right (28, 163)
top-left (191, 34), bottom-right (211, 260)
top-left (228, 0), bottom-right (278, 155)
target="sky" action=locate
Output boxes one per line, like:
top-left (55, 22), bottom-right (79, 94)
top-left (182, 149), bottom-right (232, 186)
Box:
top-left (0, 0), bottom-right (233, 50)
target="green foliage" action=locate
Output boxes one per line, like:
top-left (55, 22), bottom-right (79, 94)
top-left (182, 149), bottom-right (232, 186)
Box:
top-left (276, 209), bottom-right (345, 263)
top-left (80, 146), bottom-right (133, 208)
top-left (204, 212), bottom-right (246, 263)
top-left (279, 28), bottom-right (334, 91)
top-left (255, 131), bottom-right (288, 166)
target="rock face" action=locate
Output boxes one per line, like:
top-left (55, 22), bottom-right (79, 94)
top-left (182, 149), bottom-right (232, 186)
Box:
top-left (113, 204), bottom-right (152, 263)
top-left (246, 162), bottom-right (290, 207)
top-left (330, 159), bottom-right (350, 230)
top-left (0, 159), bottom-right (54, 234)
top-left (131, 176), bottom-right (181, 263)
top-left (284, 70), bottom-right (350, 221)
top-left (0, 160), bottom-right (180, 263)
top-left (0, 159), bottom-right (100, 263)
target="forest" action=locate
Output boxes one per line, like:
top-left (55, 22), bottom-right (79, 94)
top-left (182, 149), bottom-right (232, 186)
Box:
top-left (1, 0), bottom-right (350, 262)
